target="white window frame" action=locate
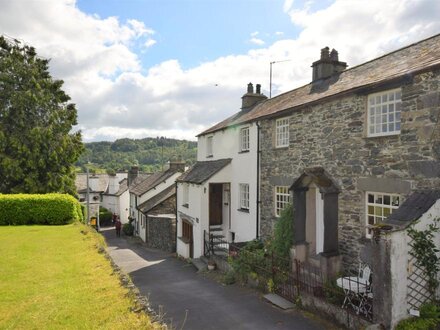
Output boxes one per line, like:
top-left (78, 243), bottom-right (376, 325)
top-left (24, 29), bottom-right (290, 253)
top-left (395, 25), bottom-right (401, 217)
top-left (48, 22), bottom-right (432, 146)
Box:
top-left (239, 183), bottom-right (249, 210)
top-left (365, 192), bottom-right (401, 238)
top-left (275, 186), bottom-right (290, 217)
top-left (367, 88), bottom-right (402, 137)
top-left (206, 136), bottom-right (213, 157)
top-left (239, 127), bottom-right (250, 152)
top-left (275, 117), bottom-right (289, 148)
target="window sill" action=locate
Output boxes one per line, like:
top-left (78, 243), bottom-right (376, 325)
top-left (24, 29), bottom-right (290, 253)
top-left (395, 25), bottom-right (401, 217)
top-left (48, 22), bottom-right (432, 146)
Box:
top-left (237, 208), bottom-right (249, 213)
top-left (274, 145), bottom-right (289, 150)
top-left (178, 236), bottom-right (191, 244)
top-left (182, 203), bottom-right (189, 208)
top-left (238, 150), bottom-right (250, 154)
top-left (206, 155), bottom-right (213, 158)
top-left (366, 131), bottom-right (400, 138)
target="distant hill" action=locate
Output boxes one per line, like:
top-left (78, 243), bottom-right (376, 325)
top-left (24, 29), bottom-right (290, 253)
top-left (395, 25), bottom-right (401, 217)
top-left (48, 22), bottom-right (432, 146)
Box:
top-left (76, 137), bottom-right (197, 173)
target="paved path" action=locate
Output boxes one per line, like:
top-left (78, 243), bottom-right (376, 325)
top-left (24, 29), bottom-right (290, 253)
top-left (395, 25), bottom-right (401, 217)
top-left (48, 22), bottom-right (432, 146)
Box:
top-left (103, 229), bottom-right (328, 330)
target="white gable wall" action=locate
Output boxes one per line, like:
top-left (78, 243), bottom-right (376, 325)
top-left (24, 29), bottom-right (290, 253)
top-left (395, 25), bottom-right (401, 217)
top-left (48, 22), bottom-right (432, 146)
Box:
top-left (177, 122), bottom-right (260, 259)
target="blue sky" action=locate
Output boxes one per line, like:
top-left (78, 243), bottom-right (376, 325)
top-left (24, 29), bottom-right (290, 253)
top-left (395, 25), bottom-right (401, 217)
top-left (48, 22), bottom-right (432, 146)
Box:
top-left (77, 0), bottom-right (304, 70)
top-left (1, 0), bottom-right (439, 141)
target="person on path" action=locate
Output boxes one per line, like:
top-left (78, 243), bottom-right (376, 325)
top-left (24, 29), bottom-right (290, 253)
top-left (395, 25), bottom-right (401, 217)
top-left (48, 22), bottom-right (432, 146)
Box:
top-left (115, 217), bottom-right (122, 237)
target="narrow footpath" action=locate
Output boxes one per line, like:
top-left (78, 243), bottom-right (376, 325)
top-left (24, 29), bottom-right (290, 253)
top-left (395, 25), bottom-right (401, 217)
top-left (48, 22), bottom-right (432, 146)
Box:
top-left (103, 228), bottom-right (329, 330)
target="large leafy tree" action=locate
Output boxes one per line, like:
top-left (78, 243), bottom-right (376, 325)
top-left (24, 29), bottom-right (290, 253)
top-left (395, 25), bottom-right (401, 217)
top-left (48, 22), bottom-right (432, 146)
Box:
top-left (0, 36), bottom-right (83, 195)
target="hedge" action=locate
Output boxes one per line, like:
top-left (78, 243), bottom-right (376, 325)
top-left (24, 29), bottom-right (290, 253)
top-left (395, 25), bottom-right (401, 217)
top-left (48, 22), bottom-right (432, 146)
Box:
top-left (0, 194), bottom-right (83, 225)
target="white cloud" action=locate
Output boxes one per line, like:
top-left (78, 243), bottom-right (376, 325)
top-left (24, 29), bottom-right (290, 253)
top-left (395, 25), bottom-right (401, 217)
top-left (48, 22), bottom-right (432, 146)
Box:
top-left (275, 31), bottom-right (284, 36)
top-left (1, 0), bottom-right (439, 142)
top-left (249, 37), bottom-right (265, 46)
top-left (144, 38), bottom-right (157, 48)
top-left (251, 31), bottom-right (259, 37)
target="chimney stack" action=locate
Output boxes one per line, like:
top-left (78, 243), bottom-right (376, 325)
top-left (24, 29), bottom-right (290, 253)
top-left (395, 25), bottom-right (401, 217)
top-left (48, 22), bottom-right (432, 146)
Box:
top-left (311, 47), bottom-right (347, 82)
top-left (241, 82), bottom-right (267, 112)
top-left (128, 166), bottom-right (139, 186)
top-left (168, 160), bottom-right (185, 172)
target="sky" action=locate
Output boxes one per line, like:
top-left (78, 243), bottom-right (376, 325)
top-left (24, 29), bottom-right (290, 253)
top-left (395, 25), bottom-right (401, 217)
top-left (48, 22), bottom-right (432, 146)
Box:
top-left (1, 0), bottom-right (439, 142)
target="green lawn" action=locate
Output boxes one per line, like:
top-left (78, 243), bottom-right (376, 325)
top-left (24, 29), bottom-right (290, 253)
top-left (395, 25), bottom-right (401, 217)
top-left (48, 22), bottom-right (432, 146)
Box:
top-left (0, 224), bottom-right (157, 329)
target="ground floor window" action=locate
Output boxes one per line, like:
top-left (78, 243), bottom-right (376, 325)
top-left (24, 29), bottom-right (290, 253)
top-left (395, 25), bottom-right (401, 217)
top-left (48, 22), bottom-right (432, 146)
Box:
top-left (275, 186), bottom-right (290, 216)
top-left (239, 183), bottom-right (249, 210)
top-left (366, 192), bottom-right (400, 238)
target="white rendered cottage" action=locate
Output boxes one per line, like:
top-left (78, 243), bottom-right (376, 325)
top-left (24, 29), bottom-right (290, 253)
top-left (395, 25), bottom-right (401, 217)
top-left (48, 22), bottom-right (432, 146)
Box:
top-left (128, 162), bottom-right (185, 242)
top-left (176, 83), bottom-right (266, 259)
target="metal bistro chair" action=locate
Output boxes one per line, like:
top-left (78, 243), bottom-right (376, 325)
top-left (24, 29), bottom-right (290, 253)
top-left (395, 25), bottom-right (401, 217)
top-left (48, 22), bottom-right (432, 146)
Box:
top-left (337, 264), bottom-right (372, 317)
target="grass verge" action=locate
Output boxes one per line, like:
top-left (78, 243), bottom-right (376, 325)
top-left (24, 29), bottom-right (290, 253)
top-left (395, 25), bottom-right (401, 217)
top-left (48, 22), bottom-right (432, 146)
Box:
top-left (0, 223), bottom-right (157, 329)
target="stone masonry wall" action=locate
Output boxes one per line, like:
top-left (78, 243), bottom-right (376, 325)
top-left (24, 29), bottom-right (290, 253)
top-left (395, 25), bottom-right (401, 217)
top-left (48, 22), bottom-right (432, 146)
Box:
top-left (259, 69), bottom-right (440, 266)
top-left (146, 215), bottom-right (176, 252)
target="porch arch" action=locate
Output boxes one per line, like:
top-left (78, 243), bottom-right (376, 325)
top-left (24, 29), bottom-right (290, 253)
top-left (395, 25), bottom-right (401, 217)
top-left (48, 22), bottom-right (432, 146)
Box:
top-left (290, 167), bottom-right (340, 257)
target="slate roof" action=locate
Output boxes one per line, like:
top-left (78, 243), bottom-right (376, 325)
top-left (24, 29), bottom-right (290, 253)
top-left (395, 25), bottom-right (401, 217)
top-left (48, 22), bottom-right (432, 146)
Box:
top-left (177, 158), bottom-right (232, 184)
top-left (385, 190), bottom-right (440, 229)
top-left (137, 185), bottom-right (176, 214)
top-left (130, 169), bottom-right (180, 196)
top-left (75, 174), bottom-right (109, 193)
top-left (199, 33), bottom-right (440, 136)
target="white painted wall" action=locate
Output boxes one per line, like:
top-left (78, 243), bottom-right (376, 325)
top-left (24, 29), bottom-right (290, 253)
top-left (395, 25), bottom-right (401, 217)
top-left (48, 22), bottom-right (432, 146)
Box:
top-left (132, 172), bottom-right (182, 242)
top-left (177, 123), bottom-right (260, 259)
top-left (119, 190), bottom-right (130, 224)
top-left (387, 199), bottom-right (440, 328)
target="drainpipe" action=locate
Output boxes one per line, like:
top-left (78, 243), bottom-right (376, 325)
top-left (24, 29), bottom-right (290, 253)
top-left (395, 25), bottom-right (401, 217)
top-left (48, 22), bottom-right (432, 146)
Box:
top-left (256, 121), bottom-right (261, 240)
top-left (175, 181), bottom-right (178, 253)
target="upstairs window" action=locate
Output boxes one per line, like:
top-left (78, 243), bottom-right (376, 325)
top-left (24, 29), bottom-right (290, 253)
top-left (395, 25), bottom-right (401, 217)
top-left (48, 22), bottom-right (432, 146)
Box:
top-left (206, 136), bottom-right (213, 157)
top-left (366, 192), bottom-right (400, 238)
top-left (240, 127), bottom-right (250, 152)
top-left (367, 89), bottom-right (402, 137)
top-left (275, 186), bottom-right (290, 217)
top-left (182, 184), bottom-right (189, 207)
top-left (239, 183), bottom-right (250, 210)
top-left (275, 118), bottom-right (289, 147)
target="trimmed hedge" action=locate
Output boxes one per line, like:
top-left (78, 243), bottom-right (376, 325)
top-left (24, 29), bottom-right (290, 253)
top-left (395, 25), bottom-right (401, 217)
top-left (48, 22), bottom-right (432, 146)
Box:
top-left (0, 194), bottom-right (83, 225)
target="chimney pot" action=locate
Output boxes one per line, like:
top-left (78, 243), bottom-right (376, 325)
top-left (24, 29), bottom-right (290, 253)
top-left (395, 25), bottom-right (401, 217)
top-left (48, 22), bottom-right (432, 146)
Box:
top-left (330, 49), bottom-right (338, 61)
top-left (312, 47), bottom-right (347, 82)
top-left (256, 84), bottom-right (261, 94)
top-left (247, 82), bottom-right (254, 93)
top-left (241, 82), bottom-right (267, 112)
top-left (321, 47), bottom-right (330, 60)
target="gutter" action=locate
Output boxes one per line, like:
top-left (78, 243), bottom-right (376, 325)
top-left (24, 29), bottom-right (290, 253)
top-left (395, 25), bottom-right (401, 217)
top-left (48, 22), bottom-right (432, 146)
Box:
top-left (256, 121), bottom-right (261, 240)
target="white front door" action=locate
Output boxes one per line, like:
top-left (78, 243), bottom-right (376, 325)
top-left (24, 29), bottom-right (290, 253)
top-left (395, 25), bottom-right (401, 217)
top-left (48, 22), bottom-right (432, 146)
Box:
top-left (315, 189), bottom-right (324, 254)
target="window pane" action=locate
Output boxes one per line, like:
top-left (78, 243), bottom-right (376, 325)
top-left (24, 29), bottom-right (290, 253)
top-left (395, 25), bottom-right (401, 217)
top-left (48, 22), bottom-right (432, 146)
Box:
top-left (368, 216), bottom-right (375, 225)
top-left (383, 208), bottom-right (391, 217)
top-left (368, 194), bottom-right (374, 203)
top-left (389, 113), bottom-right (394, 121)
top-left (368, 205), bottom-right (374, 214)
top-left (384, 195), bottom-right (390, 205)
top-left (389, 123), bottom-right (394, 131)
top-left (375, 195), bottom-right (383, 204)
top-left (395, 122), bottom-right (401, 131)
top-left (375, 206), bottom-right (382, 216)
top-left (382, 94), bottom-right (388, 102)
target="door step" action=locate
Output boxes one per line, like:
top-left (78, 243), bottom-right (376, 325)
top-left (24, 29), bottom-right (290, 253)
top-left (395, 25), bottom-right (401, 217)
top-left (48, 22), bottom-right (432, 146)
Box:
top-left (191, 258), bottom-right (207, 272)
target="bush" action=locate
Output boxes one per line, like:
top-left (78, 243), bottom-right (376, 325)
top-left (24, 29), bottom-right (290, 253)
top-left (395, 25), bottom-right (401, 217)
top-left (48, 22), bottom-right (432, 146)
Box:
top-left (229, 240), bottom-right (270, 283)
top-left (268, 203), bottom-right (293, 268)
top-left (122, 223), bottom-right (134, 236)
top-left (396, 302), bottom-right (440, 330)
top-left (0, 193), bottom-right (83, 225)
top-left (99, 207), bottom-right (113, 226)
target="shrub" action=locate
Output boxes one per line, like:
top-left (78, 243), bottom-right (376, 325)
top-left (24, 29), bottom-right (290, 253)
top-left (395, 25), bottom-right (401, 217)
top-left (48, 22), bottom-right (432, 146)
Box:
top-left (122, 223), bottom-right (134, 236)
top-left (267, 203), bottom-right (293, 270)
top-left (99, 206), bottom-right (113, 226)
top-left (229, 239), bottom-right (270, 283)
top-left (396, 302), bottom-right (440, 330)
top-left (0, 194), bottom-right (83, 225)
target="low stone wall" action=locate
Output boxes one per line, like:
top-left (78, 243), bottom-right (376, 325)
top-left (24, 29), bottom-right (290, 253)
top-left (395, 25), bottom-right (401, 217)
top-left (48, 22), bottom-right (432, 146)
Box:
top-left (146, 214), bottom-right (176, 252)
top-left (300, 292), bottom-right (371, 330)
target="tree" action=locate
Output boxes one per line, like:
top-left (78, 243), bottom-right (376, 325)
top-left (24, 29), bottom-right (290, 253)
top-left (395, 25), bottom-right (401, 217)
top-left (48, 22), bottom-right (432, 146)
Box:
top-left (0, 36), bottom-right (83, 195)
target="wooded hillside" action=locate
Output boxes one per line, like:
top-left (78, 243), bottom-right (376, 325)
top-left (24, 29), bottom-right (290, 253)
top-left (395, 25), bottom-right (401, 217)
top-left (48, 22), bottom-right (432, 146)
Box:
top-left (76, 137), bottom-right (197, 173)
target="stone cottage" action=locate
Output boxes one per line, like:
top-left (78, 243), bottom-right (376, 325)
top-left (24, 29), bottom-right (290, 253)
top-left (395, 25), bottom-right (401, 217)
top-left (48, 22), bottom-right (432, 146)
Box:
top-left (252, 34), bottom-right (440, 270)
